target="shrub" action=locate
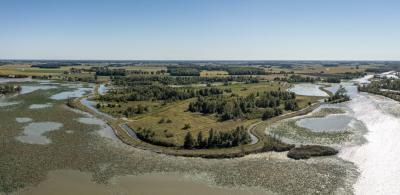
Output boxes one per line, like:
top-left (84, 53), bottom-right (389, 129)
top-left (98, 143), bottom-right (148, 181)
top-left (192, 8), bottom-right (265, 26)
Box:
top-left (182, 123), bottom-right (191, 130)
top-left (287, 145), bottom-right (338, 160)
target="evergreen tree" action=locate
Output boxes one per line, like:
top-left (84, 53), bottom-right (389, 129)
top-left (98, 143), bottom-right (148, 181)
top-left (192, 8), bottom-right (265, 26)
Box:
top-left (196, 131), bottom-right (206, 148)
top-left (183, 132), bottom-right (195, 149)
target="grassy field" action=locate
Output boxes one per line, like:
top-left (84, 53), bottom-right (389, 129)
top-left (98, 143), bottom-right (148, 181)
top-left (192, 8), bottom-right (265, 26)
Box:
top-left (0, 64), bottom-right (95, 77)
top-left (0, 64), bottom-right (64, 76)
top-left (127, 100), bottom-right (258, 145)
top-left (108, 81), bottom-right (323, 146)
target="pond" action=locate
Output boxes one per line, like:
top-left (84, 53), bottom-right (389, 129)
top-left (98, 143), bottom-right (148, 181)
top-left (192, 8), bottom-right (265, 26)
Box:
top-left (296, 115), bottom-right (353, 132)
top-left (29, 103), bottom-right (53, 109)
top-left (20, 85), bottom-right (57, 95)
top-left (288, 83), bottom-right (329, 97)
top-left (50, 87), bottom-right (93, 100)
top-left (16, 117), bottom-right (33, 123)
top-left (98, 84), bottom-right (108, 95)
top-left (0, 77), bottom-right (32, 83)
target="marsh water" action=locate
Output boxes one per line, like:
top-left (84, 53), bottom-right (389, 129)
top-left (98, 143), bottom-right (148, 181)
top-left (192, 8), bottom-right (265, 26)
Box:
top-left (296, 115), bottom-right (353, 133)
top-left (288, 76), bottom-right (400, 194)
top-left (288, 83), bottom-right (329, 97)
top-left (0, 76), bottom-right (398, 194)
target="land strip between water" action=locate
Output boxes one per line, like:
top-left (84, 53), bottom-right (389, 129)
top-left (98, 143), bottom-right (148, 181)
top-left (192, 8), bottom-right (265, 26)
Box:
top-left (70, 91), bottom-right (322, 158)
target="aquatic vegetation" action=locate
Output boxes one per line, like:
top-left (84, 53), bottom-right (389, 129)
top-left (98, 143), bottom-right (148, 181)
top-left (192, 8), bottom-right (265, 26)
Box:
top-left (0, 81), bottom-right (357, 194)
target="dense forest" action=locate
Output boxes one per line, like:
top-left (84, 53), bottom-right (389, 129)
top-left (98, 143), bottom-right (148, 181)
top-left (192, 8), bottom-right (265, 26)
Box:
top-left (99, 84), bottom-right (223, 103)
top-left (188, 91), bottom-right (297, 121)
top-left (167, 67), bottom-right (200, 76)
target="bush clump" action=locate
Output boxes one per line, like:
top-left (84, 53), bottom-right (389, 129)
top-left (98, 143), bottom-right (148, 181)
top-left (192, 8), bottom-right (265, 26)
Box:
top-left (287, 145), bottom-right (338, 160)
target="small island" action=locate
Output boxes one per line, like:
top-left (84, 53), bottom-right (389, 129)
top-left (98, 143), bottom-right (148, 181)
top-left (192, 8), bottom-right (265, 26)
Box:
top-left (325, 85), bottom-right (350, 103)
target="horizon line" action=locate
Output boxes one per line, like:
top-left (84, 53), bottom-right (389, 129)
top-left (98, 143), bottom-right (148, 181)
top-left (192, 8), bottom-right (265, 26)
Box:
top-left (1, 59), bottom-right (400, 62)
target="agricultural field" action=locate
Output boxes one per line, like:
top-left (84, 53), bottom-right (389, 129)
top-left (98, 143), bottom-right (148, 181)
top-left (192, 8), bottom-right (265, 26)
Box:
top-left (200, 70), bottom-right (229, 77)
top-left (264, 64), bottom-right (371, 74)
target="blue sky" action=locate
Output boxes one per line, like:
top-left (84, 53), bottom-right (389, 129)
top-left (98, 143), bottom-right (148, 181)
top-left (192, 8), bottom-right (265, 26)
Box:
top-left (1, 0), bottom-right (399, 60)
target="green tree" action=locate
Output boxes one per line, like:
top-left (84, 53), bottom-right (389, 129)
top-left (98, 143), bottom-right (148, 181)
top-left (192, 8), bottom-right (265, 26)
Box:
top-left (183, 132), bottom-right (195, 149)
top-left (196, 131), bottom-right (207, 148)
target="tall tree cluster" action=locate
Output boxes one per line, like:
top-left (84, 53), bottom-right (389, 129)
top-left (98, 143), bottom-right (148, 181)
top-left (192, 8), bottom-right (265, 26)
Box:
top-left (100, 85), bottom-right (223, 102)
top-left (188, 91), bottom-right (297, 121)
top-left (183, 126), bottom-right (251, 149)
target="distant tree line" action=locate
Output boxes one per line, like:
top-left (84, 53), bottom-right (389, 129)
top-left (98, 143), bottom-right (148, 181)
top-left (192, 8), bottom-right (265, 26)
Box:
top-left (167, 65), bottom-right (266, 76)
top-left (167, 67), bottom-right (200, 76)
top-left (100, 84), bottom-right (223, 103)
top-left (112, 75), bottom-right (259, 86)
top-left (31, 63), bottom-right (80, 69)
top-left (324, 77), bottom-right (341, 83)
top-left (300, 72), bottom-right (365, 80)
top-left (94, 67), bottom-right (126, 76)
top-left (274, 74), bottom-right (316, 83)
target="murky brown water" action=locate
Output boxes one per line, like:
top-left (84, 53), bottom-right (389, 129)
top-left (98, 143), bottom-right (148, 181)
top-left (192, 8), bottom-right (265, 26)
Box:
top-left (19, 170), bottom-right (267, 195)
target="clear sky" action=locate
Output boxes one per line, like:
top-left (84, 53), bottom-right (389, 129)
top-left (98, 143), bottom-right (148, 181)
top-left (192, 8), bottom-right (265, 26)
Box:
top-left (1, 0), bottom-right (399, 60)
